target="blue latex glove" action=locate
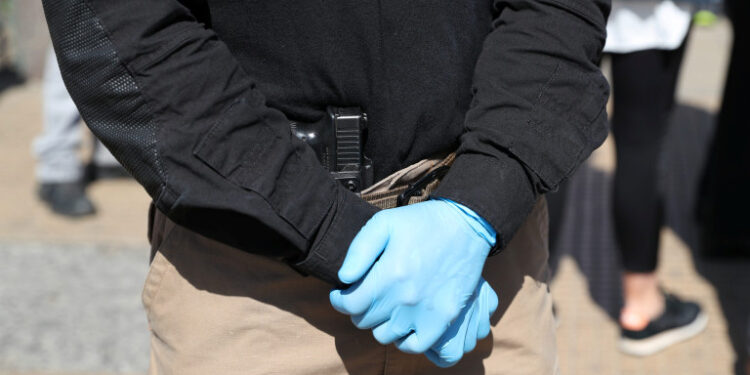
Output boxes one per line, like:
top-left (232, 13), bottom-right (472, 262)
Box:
top-left (330, 198), bottom-right (496, 354)
top-left (426, 277), bottom-right (498, 367)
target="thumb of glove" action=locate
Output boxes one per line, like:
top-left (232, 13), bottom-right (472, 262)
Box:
top-left (338, 214), bottom-right (390, 284)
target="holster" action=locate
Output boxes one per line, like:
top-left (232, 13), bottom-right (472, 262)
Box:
top-left (291, 107), bottom-right (454, 208)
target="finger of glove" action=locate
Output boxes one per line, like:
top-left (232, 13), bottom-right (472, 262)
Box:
top-left (424, 308), bottom-right (471, 364)
top-left (406, 285), bottom-right (475, 355)
top-left (475, 282), bottom-right (493, 340)
top-left (463, 298), bottom-right (481, 353)
top-left (338, 215), bottom-right (390, 284)
top-left (425, 348), bottom-right (460, 368)
top-left (430, 289), bottom-right (475, 354)
top-left (372, 314), bottom-right (413, 345)
top-left (396, 310), bottom-right (456, 354)
top-left (350, 301), bottom-right (392, 329)
top-left (329, 271), bottom-right (381, 316)
top-left (476, 283), bottom-right (497, 340)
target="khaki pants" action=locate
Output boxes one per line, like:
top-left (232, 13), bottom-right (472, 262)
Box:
top-left (143, 198), bottom-right (556, 374)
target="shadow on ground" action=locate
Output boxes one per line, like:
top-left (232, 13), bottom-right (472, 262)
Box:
top-left (548, 104), bottom-right (750, 375)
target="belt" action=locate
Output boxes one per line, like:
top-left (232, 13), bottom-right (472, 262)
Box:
top-left (360, 152), bottom-right (455, 209)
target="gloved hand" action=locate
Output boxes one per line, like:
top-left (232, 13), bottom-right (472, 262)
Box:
top-left (426, 277), bottom-right (498, 367)
top-left (330, 198), bottom-right (496, 355)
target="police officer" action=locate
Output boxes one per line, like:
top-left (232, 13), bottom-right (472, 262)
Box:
top-left (42, 0), bottom-right (610, 373)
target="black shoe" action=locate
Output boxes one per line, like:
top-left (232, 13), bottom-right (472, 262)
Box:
top-left (619, 293), bottom-right (708, 356)
top-left (38, 181), bottom-right (96, 217)
top-left (83, 163), bottom-right (131, 184)
top-left (0, 67), bottom-right (25, 94)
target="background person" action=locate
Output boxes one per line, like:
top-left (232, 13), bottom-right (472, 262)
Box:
top-left (605, 0), bottom-right (707, 356)
top-left (34, 48), bottom-right (126, 217)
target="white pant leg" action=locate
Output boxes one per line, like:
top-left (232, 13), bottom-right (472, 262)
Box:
top-left (33, 48), bottom-right (83, 183)
top-left (92, 138), bottom-right (120, 168)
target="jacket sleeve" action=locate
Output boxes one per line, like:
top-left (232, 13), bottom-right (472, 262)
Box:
top-left (41, 0), bottom-right (377, 285)
top-left (434, 0), bottom-right (611, 252)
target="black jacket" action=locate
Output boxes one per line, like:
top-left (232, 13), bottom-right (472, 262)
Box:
top-left (42, 0), bottom-right (610, 285)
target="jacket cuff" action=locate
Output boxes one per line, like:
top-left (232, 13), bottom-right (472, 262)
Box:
top-left (432, 152), bottom-right (538, 254)
top-left (293, 187), bottom-right (378, 287)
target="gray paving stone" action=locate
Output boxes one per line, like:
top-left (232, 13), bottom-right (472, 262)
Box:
top-left (0, 242), bottom-right (149, 374)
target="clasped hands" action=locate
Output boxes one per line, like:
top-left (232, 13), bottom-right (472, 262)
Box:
top-left (330, 199), bottom-right (499, 367)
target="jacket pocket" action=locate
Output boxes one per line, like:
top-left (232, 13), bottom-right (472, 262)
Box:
top-left (192, 97), bottom-right (334, 238)
top-left (192, 97), bottom-right (279, 192)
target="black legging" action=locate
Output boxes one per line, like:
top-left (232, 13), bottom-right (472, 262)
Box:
top-left (610, 40), bottom-right (688, 273)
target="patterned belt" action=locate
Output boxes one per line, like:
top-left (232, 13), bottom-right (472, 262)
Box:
top-left (360, 152), bottom-right (455, 209)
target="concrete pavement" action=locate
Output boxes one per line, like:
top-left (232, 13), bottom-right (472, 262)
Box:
top-left (0, 242), bottom-right (148, 375)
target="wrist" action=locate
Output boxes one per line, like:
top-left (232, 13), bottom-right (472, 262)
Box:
top-left (434, 198), bottom-right (497, 247)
